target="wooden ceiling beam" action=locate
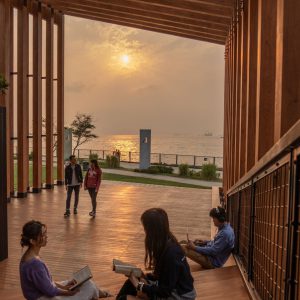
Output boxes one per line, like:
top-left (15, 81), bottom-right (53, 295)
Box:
top-left (52, 5), bottom-right (228, 39)
top-left (42, 0), bottom-right (230, 33)
top-left (42, 0), bottom-right (231, 25)
top-left (65, 11), bottom-right (225, 45)
top-left (191, 0), bottom-right (234, 7)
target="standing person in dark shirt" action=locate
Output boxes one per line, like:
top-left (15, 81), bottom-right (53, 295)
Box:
top-left (64, 155), bottom-right (83, 217)
top-left (84, 159), bottom-right (102, 218)
top-left (116, 208), bottom-right (196, 300)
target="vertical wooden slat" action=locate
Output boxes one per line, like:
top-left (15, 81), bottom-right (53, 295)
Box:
top-left (56, 13), bottom-right (64, 185)
top-left (255, 0), bottom-right (277, 161)
top-left (45, 8), bottom-right (54, 188)
top-left (274, 0), bottom-right (300, 141)
top-left (17, 3), bottom-right (29, 197)
top-left (245, 0), bottom-right (258, 172)
top-left (32, 1), bottom-right (42, 192)
top-left (9, 4), bottom-right (14, 197)
top-left (0, 0), bottom-right (10, 262)
top-left (235, 4), bottom-right (242, 182)
top-left (239, 0), bottom-right (248, 178)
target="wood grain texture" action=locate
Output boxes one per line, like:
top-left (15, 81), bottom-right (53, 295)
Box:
top-left (0, 182), bottom-right (248, 299)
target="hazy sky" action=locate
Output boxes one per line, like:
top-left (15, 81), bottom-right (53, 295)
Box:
top-left (64, 16), bottom-right (225, 136)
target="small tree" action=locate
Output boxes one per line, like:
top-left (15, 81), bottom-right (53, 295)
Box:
top-left (71, 113), bottom-right (98, 155)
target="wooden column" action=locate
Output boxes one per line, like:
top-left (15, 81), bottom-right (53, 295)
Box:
top-left (9, 4), bottom-right (14, 197)
top-left (0, 0), bottom-right (10, 261)
top-left (229, 27), bottom-right (234, 188)
top-left (17, 3), bottom-right (29, 197)
top-left (231, 22), bottom-right (237, 186)
top-left (274, 0), bottom-right (300, 140)
top-left (45, 8), bottom-right (54, 189)
top-left (235, 6), bottom-right (242, 182)
top-left (56, 13), bottom-right (64, 185)
top-left (32, 2), bottom-right (42, 192)
top-left (239, 0), bottom-right (248, 178)
top-left (245, 0), bottom-right (258, 171)
top-left (255, 0), bottom-right (277, 160)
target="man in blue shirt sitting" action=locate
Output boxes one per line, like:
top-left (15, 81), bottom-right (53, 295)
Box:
top-left (181, 206), bottom-right (235, 269)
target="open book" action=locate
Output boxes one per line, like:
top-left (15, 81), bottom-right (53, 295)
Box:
top-left (69, 265), bottom-right (93, 290)
top-left (113, 259), bottom-right (142, 277)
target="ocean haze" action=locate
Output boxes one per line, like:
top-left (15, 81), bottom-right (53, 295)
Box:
top-left (64, 16), bottom-right (225, 136)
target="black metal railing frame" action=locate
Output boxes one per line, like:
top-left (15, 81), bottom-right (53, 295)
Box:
top-left (227, 143), bottom-right (300, 300)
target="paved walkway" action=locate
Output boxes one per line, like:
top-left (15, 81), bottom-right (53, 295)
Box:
top-left (103, 167), bottom-right (222, 187)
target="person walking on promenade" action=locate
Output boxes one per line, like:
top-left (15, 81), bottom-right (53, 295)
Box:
top-left (84, 159), bottom-right (102, 218)
top-left (64, 155), bottom-right (83, 217)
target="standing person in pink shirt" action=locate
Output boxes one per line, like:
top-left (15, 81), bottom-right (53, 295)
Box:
top-left (84, 159), bottom-right (102, 217)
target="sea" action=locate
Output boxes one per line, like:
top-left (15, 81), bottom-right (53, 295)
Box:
top-left (80, 134), bottom-right (223, 158)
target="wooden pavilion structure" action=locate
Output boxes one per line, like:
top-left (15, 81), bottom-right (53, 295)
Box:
top-left (0, 1), bottom-right (300, 299)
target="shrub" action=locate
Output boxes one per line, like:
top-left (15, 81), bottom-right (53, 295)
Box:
top-left (201, 163), bottom-right (218, 180)
top-left (106, 155), bottom-right (120, 168)
top-left (179, 164), bottom-right (189, 176)
top-left (134, 165), bottom-right (174, 174)
top-left (89, 153), bottom-right (99, 161)
top-left (29, 151), bottom-right (33, 161)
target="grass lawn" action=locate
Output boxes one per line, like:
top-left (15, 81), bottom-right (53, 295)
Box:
top-left (13, 164), bottom-right (209, 189)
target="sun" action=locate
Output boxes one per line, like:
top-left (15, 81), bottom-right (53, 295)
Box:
top-left (120, 54), bottom-right (130, 65)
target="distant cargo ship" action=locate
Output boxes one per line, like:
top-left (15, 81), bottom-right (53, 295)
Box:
top-left (204, 131), bottom-right (213, 136)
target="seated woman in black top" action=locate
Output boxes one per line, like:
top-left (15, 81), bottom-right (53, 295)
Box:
top-left (117, 208), bottom-right (196, 300)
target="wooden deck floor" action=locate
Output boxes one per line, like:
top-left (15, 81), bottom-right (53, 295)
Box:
top-left (0, 181), bottom-right (249, 299)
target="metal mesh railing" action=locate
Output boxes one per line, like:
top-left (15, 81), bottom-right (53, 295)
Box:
top-left (227, 145), bottom-right (300, 300)
top-left (253, 163), bottom-right (289, 299)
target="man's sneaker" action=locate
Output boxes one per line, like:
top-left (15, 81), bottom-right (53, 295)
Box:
top-left (74, 208), bottom-right (78, 215)
top-left (64, 210), bottom-right (70, 217)
top-left (89, 211), bottom-right (96, 217)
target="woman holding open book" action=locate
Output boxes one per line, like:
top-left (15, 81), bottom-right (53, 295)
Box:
top-left (116, 208), bottom-right (197, 300)
top-left (19, 220), bottom-right (109, 300)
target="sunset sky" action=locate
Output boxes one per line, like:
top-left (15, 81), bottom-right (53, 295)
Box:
top-left (64, 16), bottom-right (225, 136)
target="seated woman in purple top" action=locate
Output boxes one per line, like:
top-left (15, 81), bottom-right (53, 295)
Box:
top-left (20, 220), bottom-right (110, 300)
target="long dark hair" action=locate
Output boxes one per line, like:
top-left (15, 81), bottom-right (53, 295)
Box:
top-left (90, 159), bottom-right (99, 169)
top-left (141, 208), bottom-right (178, 274)
top-left (20, 220), bottom-right (46, 248)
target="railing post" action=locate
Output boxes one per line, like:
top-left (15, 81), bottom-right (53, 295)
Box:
top-left (284, 148), bottom-right (296, 300)
top-left (77, 149), bottom-right (79, 159)
top-left (248, 179), bottom-right (256, 281)
top-left (102, 150), bottom-right (104, 159)
top-left (236, 191), bottom-right (242, 255)
top-left (213, 156), bottom-right (216, 165)
top-left (288, 153), bottom-right (300, 300)
top-left (175, 155), bottom-right (178, 166)
top-left (193, 156), bottom-right (196, 168)
top-left (159, 153), bottom-right (161, 164)
top-left (129, 151), bottom-right (131, 163)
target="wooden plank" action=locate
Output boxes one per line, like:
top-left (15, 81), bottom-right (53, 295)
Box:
top-left (32, 1), bottom-right (43, 192)
top-left (45, 8), bottom-right (54, 188)
top-left (44, 0), bottom-right (230, 32)
top-left (245, 0), bottom-right (258, 173)
top-left (239, 0), bottom-right (248, 178)
top-left (43, 0), bottom-right (232, 25)
top-left (9, 4), bottom-right (14, 197)
top-left (66, 11), bottom-right (226, 45)
top-left (56, 13), bottom-right (64, 185)
top-left (255, 0), bottom-right (277, 161)
top-left (17, 3), bottom-right (29, 197)
top-left (274, 0), bottom-right (300, 140)
top-left (59, 5), bottom-right (228, 38)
